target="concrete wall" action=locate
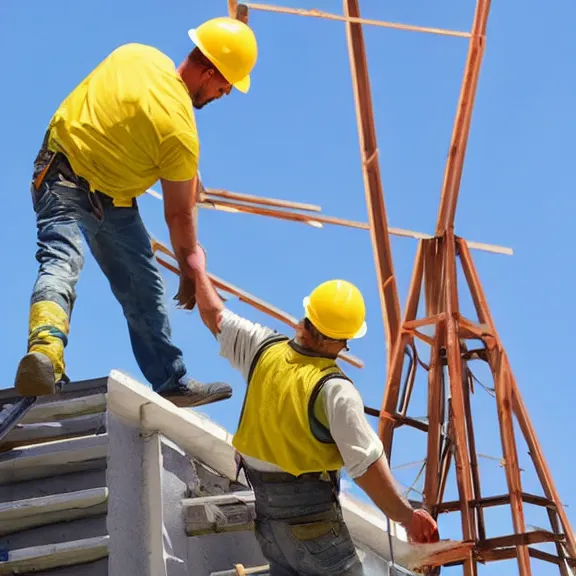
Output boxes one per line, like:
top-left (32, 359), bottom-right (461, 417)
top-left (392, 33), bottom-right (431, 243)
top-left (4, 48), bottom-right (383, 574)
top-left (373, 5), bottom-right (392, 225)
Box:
top-left (106, 413), bottom-right (266, 576)
top-left (161, 438), bottom-right (267, 575)
top-left (106, 412), bottom-right (149, 576)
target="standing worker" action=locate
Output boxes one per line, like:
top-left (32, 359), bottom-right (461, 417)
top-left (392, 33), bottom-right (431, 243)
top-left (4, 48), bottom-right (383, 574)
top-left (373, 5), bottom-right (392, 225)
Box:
top-left (188, 248), bottom-right (439, 575)
top-left (15, 17), bottom-right (258, 408)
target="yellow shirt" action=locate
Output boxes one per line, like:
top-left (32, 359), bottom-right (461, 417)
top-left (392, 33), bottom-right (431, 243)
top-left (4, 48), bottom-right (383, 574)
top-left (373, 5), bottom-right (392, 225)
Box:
top-left (47, 43), bottom-right (199, 206)
top-left (233, 338), bottom-right (347, 477)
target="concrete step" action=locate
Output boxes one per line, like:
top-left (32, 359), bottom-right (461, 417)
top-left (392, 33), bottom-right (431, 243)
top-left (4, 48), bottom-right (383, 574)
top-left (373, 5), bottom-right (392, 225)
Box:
top-left (0, 414), bottom-right (107, 452)
top-left (0, 487), bottom-right (108, 537)
top-left (20, 393), bottom-right (107, 425)
top-left (0, 435), bottom-right (108, 485)
top-left (0, 514), bottom-right (107, 554)
top-left (0, 535), bottom-right (109, 575)
top-left (0, 468), bottom-right (106, 504)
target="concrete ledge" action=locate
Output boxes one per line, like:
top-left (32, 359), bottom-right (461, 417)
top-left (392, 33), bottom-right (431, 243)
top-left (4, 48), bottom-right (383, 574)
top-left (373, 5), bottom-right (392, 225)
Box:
top-left (0, 487), bottom-right (108, 536)
top-left (108, 370), bottom-right (238, 482)
top-left (0, 535), bottom-right (109, 574)
top-left (0, 435), bottom-right (108, 485)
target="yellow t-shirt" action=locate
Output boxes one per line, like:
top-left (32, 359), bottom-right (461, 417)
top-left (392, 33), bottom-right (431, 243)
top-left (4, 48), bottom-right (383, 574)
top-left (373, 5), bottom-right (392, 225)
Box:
top-left (47, 43), bottom-right (199, 206)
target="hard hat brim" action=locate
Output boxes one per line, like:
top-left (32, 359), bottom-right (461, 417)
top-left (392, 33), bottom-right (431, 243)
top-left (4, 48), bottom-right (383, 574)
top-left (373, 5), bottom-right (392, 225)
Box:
top-left (233, 75), bottom-right (250, 93)
top-left (302, 296), bottom-right (367, 340)
top-left (187, 28), bottom-right (251, 94)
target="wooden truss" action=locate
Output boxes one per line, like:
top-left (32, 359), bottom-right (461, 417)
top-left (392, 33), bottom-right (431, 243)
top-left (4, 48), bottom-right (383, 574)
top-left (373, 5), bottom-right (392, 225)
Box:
top-left (147, 1), bottom-right (575, 574)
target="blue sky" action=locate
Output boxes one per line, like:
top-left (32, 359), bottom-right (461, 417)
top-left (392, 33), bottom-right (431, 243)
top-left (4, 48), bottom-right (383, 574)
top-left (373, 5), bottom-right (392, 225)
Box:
top-left (1, 1), bottom-right (575, 574)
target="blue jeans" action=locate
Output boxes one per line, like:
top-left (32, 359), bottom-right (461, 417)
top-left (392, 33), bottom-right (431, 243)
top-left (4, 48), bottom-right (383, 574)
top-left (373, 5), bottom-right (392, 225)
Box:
top-left (29, 167), bottom-right (187, 392)
top-left (244, 465), bottom-right (365, 576)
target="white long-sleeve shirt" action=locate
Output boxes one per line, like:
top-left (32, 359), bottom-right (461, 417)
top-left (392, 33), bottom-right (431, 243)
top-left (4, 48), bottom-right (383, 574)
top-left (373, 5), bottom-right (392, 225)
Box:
top-left (217, 308), bottom-right (384, 479)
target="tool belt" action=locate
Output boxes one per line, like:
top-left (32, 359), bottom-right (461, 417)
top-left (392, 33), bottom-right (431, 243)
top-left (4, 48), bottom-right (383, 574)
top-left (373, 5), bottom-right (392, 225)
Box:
top-left (32, 131), bottom-right (136, 218)
top-left (236, 455), bottom-right (343, 523)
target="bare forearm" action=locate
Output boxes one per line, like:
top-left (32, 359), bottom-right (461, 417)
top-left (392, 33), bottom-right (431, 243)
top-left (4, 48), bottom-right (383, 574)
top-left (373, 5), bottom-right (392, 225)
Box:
top-left (168, 214), bottom-right (198, 277)
top-left (195, 269), bottom-right (225, 336)
top-left (354, 455), bottom-right (413, 527)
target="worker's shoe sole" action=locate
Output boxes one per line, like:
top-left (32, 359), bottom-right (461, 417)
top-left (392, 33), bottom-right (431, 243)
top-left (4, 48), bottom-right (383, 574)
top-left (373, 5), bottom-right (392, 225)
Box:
top-left (14, 352), bottom-right (57, 397)
top-left (158, 380), bottom-right (232, 408)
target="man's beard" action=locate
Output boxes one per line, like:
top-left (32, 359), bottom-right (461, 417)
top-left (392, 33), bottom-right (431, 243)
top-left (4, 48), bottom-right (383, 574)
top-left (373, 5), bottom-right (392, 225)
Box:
top-left (192, 90), bottom-right (215, 110)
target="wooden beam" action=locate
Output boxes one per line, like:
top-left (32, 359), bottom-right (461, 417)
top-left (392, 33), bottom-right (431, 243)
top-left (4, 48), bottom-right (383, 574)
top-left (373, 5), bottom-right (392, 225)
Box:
top-left (0, 536), bottom-right (109, 575)
top-left (183, 491), bottom-right (256, 536)
top-left (0, 487), bottom-right (108, 536)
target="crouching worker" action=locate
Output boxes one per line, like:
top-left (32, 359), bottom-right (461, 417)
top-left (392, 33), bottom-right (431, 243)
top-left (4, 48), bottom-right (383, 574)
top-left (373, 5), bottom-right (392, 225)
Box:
top-left (188, 248), bottom-right (438, 576)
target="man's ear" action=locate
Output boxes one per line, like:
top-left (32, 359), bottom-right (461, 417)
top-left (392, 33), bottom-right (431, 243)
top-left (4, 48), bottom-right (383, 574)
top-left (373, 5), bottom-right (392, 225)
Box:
top-left (200, 68), bottom-right (215, 83)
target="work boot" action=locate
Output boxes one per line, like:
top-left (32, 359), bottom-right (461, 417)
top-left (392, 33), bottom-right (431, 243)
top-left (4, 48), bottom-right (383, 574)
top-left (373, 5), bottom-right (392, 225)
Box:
top-left (158, 376), bottom-right (232, 408)
top-left (15, 301), bottom-right (69, 397)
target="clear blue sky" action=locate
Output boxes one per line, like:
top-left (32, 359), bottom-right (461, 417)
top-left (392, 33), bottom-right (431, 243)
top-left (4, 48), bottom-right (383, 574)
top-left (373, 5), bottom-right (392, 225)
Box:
top-left (1, 1), bottom-right (574, 574)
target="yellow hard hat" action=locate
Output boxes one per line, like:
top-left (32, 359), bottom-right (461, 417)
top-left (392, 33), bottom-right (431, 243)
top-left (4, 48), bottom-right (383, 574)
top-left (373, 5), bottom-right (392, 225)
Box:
top-left (303, 280), bottom-right (367, 341)
top-left (188, 17), bottom-right (258, 93)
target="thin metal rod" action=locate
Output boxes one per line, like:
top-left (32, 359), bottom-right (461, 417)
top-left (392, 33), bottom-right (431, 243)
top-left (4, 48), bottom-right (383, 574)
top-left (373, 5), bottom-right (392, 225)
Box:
top-left (246, 3), bottom-right (471, 38)
top-left (462, 362), bottom-right (486, 542)
top-left (344, 0), bottom-right (402, 370)
top-left (379, 241), bottom-right (425, 455)
top-left (435, 0), bottom-right (491, 234)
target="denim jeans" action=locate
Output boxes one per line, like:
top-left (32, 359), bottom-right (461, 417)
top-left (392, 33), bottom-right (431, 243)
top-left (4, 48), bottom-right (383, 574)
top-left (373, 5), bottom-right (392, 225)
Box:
top-left (244, 465), bottom-right (365, 576)
top-left (29, 165), bottom-right (187, 392)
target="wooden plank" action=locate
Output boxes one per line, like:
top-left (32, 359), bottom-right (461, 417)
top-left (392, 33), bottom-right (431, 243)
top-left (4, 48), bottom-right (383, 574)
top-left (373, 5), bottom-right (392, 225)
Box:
top-left (0, 413), bottom-right (107, 451)
top-left (0, 487), bottom-right (108, 536)
top-left (0, 378), bottom-right (107, 405)
top-left (183, 491), bottom-right (256, 536)
top-left (0, 435), bottom-right (108, 485)
top-left (0, 535), bottom-right (109, 575)
top-left (21, 394), bottom-right (107, 424)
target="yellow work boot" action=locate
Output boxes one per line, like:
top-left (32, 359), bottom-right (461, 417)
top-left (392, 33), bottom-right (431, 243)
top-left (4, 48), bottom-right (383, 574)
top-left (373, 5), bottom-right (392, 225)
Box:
top-left (14, 301), bottom-right (70, 397)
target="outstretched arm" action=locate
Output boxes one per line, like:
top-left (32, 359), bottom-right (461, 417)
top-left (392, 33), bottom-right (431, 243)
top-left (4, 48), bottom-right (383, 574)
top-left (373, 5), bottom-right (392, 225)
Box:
top-left (161, 176), bottom-right (200, 279)
top-left (323, 380), bottom-right (438, 543)
top-left (187, 247), bottom-right (277, 381)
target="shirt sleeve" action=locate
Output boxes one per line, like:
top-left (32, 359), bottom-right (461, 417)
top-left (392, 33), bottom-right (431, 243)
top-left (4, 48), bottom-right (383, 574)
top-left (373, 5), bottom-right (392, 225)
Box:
top-left (216, 308), bottom-right (278, 381)
top-left (322, 378), bottom-right (384, 479)
top-left (158, 130), bottom-right (199, 182)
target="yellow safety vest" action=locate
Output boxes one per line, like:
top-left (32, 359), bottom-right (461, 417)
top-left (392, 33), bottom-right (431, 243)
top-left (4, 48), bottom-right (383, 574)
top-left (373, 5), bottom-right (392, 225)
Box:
top-left (233, 336), bottom-right (351, 477)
